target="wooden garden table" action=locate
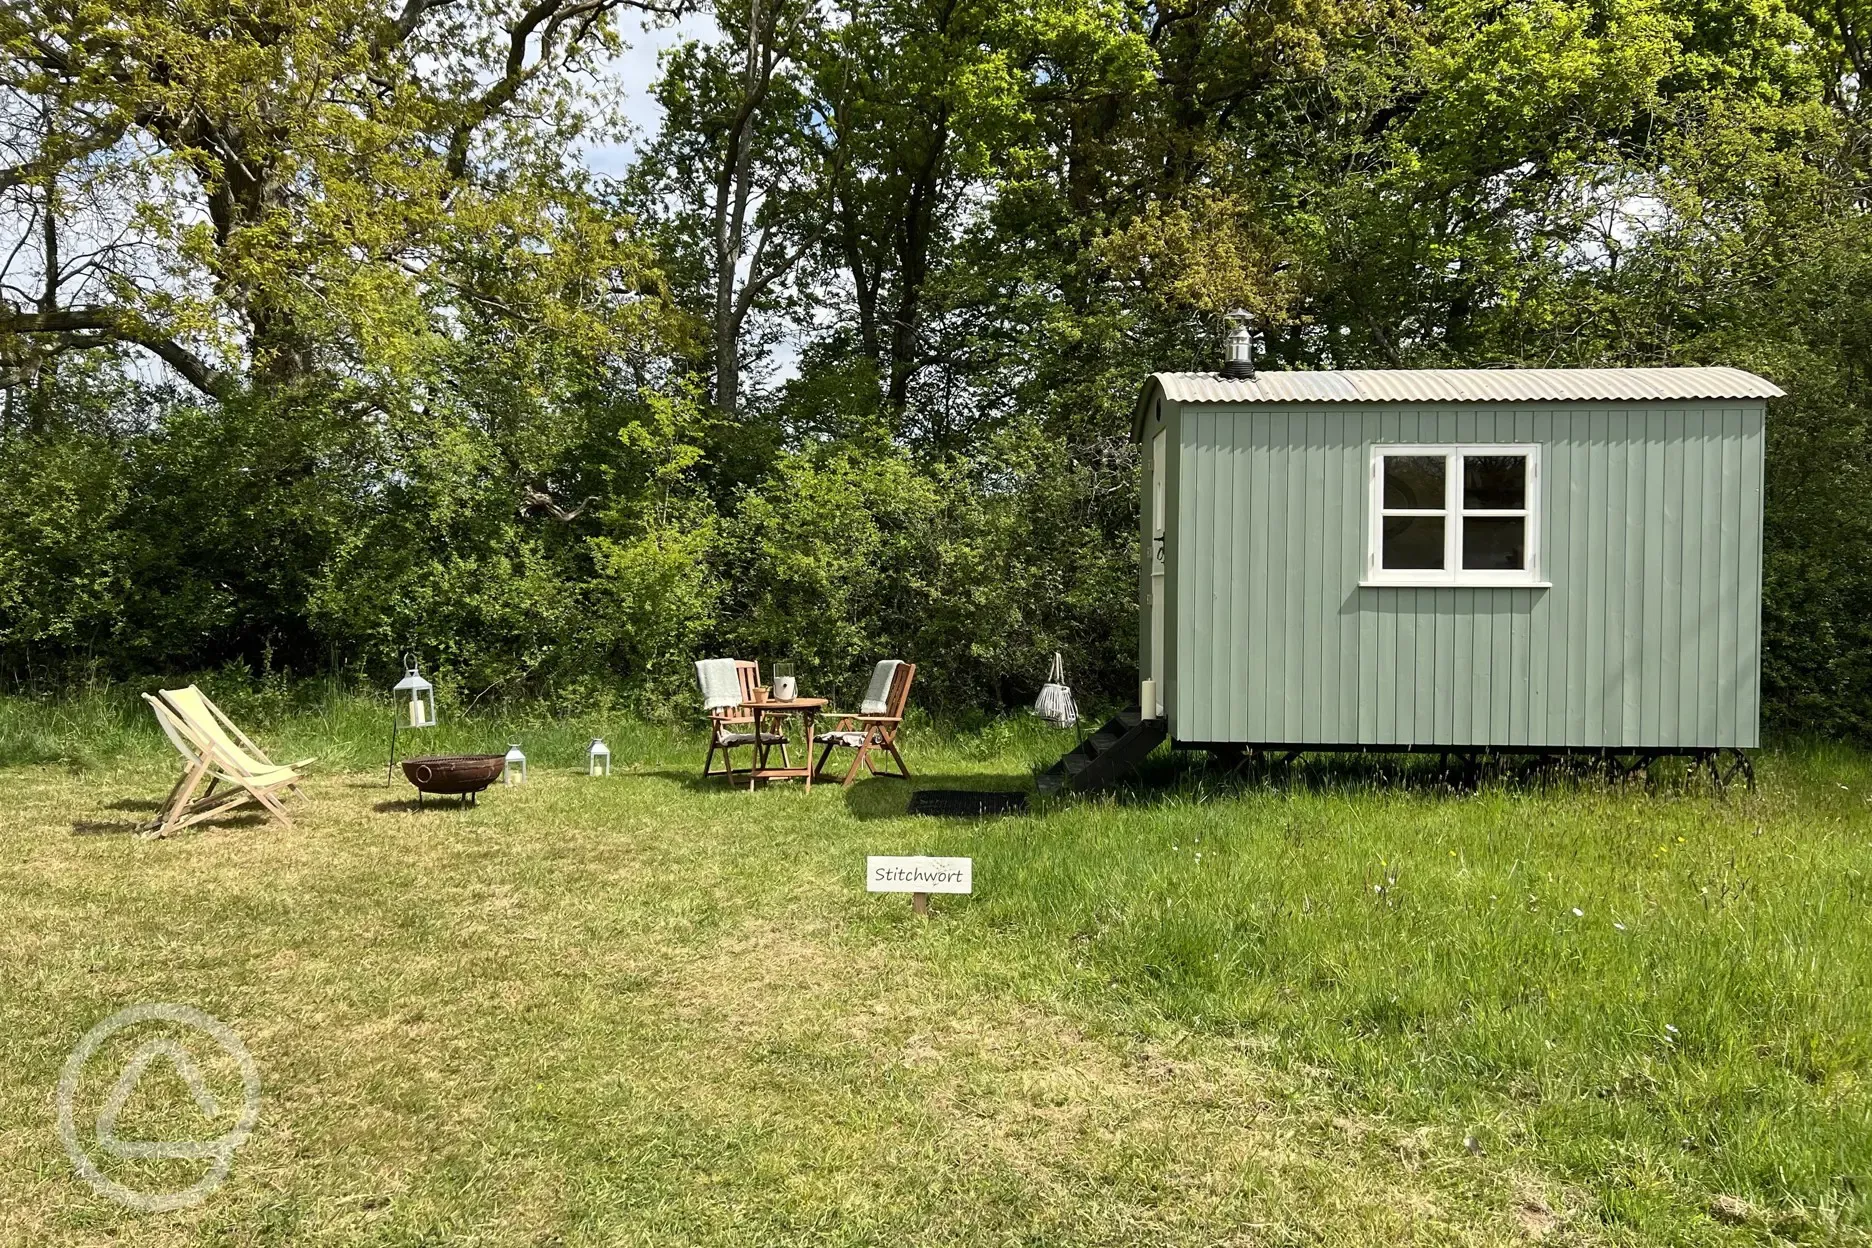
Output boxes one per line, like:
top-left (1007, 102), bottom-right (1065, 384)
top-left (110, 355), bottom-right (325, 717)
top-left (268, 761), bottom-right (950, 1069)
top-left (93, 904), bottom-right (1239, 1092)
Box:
top-left (745, 697), bottom-right (828, 791)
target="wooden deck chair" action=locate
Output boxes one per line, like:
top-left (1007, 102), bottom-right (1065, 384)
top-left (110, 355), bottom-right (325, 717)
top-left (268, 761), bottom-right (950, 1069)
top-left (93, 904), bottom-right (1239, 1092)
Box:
top-left (141, 687), bottom-right (313, 837)
top-left (698, 659), bottom-right (789, 780)
top-left (812, 661), bottom-right (915, 786)
top-left (163, 686), bottom-right (314, 788)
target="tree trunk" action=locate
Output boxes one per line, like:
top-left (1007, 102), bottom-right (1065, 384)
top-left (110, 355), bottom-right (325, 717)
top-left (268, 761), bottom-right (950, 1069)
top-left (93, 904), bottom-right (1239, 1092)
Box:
top-left (885, 109), bottom-right (949, 420)
top-left (709, 0), bottom-right (775, 416)
top-left (839, 187), bottom-right (881, 361)
top-left (714, 301), bottom-right (742, 414)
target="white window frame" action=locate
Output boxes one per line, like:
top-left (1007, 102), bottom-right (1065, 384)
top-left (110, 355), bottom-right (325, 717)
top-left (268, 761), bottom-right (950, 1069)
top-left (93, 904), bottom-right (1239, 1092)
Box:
top-left (1364, 443), bottom-right (1546, 587)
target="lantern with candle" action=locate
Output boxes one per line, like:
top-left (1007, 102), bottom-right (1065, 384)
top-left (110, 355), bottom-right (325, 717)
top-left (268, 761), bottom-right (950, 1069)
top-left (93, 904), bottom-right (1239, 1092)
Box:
top-left (771, 660), bottom-right (798, 703)
top-left (386, 656), bottom-right (437, 783)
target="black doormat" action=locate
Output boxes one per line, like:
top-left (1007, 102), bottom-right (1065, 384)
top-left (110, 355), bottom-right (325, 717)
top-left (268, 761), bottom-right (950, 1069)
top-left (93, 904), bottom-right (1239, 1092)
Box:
top-left (906, 789), bottom-right (1029, 817)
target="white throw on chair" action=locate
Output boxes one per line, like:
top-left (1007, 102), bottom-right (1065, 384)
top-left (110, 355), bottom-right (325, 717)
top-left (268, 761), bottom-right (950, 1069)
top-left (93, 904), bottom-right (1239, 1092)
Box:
top-left (697, 658), bottom-right (788, 780)
top-left (812, 661), bottom-right (916, 786)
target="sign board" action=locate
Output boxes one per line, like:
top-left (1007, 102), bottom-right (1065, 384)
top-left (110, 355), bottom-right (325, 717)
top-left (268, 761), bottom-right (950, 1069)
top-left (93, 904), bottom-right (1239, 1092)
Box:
top-left (866, 856), bottom-right (972, 895)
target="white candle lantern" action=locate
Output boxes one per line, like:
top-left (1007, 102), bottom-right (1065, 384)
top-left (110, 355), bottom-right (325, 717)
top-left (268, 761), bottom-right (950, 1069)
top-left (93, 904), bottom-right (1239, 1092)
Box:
top-left (387, 656), bottom-right (437, 782)
top-left (394, 660), bottom-right (436, 728)
top-left (587, 738), bottom-right (611, 777)
top-left (503, 743), bottom-right (527, 785)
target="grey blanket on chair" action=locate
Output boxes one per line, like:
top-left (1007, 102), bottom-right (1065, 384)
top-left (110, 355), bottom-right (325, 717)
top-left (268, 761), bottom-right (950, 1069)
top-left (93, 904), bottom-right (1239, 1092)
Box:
top-left (696, 658), bottom-right (742, 712)
top-left (860, 660), bottom-right (901, 715)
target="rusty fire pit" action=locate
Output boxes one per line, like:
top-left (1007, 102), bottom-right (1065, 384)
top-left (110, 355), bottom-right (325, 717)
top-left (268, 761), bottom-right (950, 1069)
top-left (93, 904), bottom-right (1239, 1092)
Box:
top-left (401, 754), bottom-right (506, 806)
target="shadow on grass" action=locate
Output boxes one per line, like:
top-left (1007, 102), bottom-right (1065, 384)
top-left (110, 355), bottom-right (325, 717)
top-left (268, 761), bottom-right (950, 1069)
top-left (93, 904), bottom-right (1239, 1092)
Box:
top-left (623, 766), bottom-right (1035, 820)
top-left (105, 797), bottom-right (160, 812)
top-left (627, 766), bottom-right (849, 795)
top-left (842, 773), bottom-right (1033, 821)
top-left (71, 819), bottom-right (146, 836)
top-left (627, 767), bottom-right (759, 794)
top-left (1052, 746), bottom-right (1753, 809)
top-left (74, 811), bottom-right (268, 835)
top-left (373, 797), bottom-right (482, 813)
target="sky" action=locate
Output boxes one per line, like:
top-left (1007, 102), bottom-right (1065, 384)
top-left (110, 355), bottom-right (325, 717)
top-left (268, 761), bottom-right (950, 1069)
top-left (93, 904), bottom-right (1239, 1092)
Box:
top-left (581, 12), bottom-right (713, 177)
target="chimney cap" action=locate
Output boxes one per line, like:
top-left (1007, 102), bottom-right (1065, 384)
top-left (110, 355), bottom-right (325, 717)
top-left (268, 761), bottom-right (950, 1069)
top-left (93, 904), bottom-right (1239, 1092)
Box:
top-left (1220, 310), bottom-right (1256, 380)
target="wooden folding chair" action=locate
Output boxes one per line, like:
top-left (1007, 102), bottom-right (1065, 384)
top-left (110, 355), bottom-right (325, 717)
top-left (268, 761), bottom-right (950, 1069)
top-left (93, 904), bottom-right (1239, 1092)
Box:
top-left (163, 686), bottom-right (313, 793)
top-left (142, 687), bottom-right (313, 837)
top-left (700, 660), bottom-right (790, 781)
top-left (812, 661), bottom-right (915, 786)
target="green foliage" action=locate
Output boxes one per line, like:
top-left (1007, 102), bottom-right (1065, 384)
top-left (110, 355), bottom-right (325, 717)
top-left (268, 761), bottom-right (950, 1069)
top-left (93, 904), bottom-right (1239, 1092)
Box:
top-left (0, 430), bottom-right (127, 674)
top-left (4, 0), bottom-right (1872, 737)
top-left (586, 387), bottom-right (724, 705)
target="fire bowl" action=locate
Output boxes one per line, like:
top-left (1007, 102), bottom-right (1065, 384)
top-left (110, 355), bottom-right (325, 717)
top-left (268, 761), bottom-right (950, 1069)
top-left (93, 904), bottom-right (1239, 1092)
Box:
top-left (401, 754), bottom-right (506, 796)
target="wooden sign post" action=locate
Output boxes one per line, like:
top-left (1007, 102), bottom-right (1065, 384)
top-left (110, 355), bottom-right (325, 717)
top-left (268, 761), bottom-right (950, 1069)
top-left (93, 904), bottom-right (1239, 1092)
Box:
top-left (867, 855), bottom-right (972, 916)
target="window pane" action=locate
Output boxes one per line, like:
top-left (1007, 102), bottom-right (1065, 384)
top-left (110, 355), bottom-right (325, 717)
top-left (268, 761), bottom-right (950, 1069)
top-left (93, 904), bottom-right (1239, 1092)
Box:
top-left (1382, 455), bottom-right (1445, 510)
top-left (1462, 517), bottom-right (1526, 570)
top-left (1463, 455), bottom-right (1526, 510)
top-left (1383, 515), bottom-right (1445, 569)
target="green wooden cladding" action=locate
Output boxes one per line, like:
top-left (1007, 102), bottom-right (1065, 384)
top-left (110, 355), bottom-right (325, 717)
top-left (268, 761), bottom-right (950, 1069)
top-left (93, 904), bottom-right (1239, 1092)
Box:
top-left (1139, 400), bottom-right (1766, 749)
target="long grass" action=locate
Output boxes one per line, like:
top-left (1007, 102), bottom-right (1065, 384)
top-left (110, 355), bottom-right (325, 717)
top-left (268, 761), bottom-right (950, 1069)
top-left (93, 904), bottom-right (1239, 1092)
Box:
top-left (0, 686), bottom-right (1867, 1244)
top-left (962, 749), bottom-right (1872, 1234)
top-left (0, 682), bottom-right (1075, 775)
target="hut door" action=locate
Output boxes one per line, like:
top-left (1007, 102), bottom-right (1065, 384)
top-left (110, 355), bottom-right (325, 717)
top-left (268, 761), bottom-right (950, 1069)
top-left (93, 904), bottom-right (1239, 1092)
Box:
top-left (1150, 430), bottom-right (1166, 717)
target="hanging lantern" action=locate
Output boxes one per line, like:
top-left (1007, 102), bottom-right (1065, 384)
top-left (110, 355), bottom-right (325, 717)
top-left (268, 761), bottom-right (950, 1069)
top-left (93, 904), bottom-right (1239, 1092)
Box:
top-left (587, 737), bottom-right (611, 777)
top-left (394, 659), bottom-right (436, 728)
top-left (503, 743), bottom-right (527, 785)
top-left (387, 655), bottom-right (437, 784)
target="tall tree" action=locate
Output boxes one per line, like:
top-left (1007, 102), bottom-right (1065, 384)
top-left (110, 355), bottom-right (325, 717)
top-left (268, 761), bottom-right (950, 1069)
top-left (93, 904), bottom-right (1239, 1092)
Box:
top-left (0, 0), bottom-right (685, 399)
top-left (631, 0), bottom-right (826, 415)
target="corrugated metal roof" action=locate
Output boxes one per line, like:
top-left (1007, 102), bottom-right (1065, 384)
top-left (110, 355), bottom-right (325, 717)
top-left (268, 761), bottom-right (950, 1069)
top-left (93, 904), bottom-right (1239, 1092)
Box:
top-left (1151, 366), bottom-right (1783, 404)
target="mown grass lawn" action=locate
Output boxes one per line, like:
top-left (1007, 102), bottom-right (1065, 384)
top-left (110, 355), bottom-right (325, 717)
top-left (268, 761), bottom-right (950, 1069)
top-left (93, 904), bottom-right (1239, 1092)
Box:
top-left (1, 699), bottom-right (1868, 1245)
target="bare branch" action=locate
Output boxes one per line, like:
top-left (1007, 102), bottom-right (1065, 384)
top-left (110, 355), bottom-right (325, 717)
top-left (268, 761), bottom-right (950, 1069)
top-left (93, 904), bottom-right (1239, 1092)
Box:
top-left (442, 0), bottom-right (688, 181)
top-left (732, 219), bottom-right (823, 325)
top-left (393, 0), bottom-right (457, 40)
top-left (0, 306), bottom-right (230, 396)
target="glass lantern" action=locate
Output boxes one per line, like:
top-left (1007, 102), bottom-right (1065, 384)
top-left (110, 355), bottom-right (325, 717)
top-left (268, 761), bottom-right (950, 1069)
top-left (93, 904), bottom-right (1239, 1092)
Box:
top-left (771, 660), bottom-right (798, 703)
top-left (394, 659), bottom-right (436, 728)
top-left (503, 743), bottom-right (527, 785)
top-left (387, 656), bottom-right (437, 783)
top-left (587, 738), bottom-right (611, 777)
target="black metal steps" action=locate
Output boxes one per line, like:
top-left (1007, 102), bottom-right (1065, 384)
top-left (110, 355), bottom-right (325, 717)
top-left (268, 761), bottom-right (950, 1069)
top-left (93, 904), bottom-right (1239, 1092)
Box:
top-left (1036, 706), bottom-right (1167, 795)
